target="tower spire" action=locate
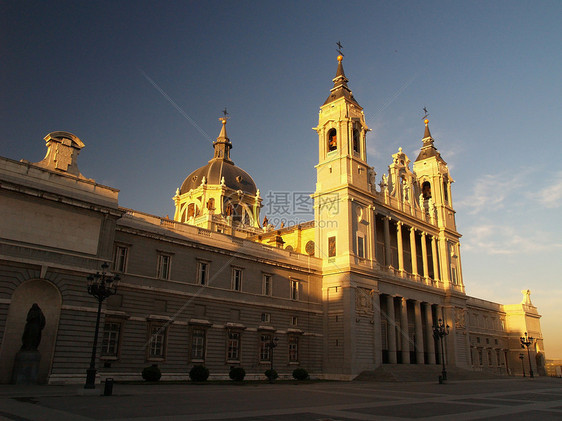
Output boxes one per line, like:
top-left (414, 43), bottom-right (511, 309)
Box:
top-left (415, 118), bottom-right (444, 163)
top-left (212, 112), bottom-right (233, 163)
top-left (323, 54), bottom-right (360, 107)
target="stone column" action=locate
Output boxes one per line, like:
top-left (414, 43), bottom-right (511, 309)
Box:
top-left (435, 304), bottom-right (443, 364)
top-left (421, 232), bottom-right (429, 283)
top-left (384, 216), bottom-right (392, 267)
top-left (400, 297), bottom-right (410, 364)
top-left (414, 300), bottom-right (424, 364)
top-left (385, 295), bottom-right (397, 364)
top-left (369, 207), bottom-right (377, 264)
top-left (372, 291), bottom-right (382, 366)
top-left (425, 303), bottom-right (436, 364)
top-left (409, 227), bottom-right (418, 277)
top-left (431, 236), bottom-right (440, 282)
top-left (396, 222), bottom-right (404, 273)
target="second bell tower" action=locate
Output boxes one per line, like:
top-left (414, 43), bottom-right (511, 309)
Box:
top-left (313, 54), bottom-right (374, 266)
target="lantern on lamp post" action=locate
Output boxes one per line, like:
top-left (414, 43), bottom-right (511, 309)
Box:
top-left (84, 263), bottom-right (119, 389)
top-left (520, 332), bottom-right (534, 379)
top-left (433, 318), bottom-right (450, 381)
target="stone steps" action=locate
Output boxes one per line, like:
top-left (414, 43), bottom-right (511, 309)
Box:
top-left (354, 364), bottom-right (509, 382)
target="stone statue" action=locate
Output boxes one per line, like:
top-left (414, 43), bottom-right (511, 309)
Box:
top-left (21, 304), bottom-right (45, 351)
top-left (368, 168), bottom-right (376, 191)
top-left (521, 289), bottom-right (533, 306)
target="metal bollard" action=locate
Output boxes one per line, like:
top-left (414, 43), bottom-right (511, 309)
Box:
top-left (438, 375), bottom-right (443, 384)
top-left (104, 378), bottom-right (114, 396)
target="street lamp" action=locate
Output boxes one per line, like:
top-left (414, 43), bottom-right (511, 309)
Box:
top-left (267, 337), bottom-right (279, 372)
top-left (433, 318), bottom-right (450, 381)
top-left (519, 353), bottom-right (526, 377)
top-left (84, 263), bottom-right (119, 389)
top-left (520, 332), bottom-right (534, 379)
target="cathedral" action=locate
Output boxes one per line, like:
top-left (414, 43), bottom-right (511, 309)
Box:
top-left (0, 55), bottom-right (546, 384)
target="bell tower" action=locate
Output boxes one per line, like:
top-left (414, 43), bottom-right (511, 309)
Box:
top-left (312, 54), bottom-right (373, 266)
top-left (413, 119), bottom-right (463, 288)
top-left (314, 54), bottom-right (371, 194)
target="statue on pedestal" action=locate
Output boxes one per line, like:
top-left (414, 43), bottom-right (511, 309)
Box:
top-left (12, 303), bottom-right (46, 384)
top-left (21, 303), bottom-right (45, 351)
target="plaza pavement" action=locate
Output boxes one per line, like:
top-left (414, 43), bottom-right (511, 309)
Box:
top-left (0, 377), bottom-right (561, 420)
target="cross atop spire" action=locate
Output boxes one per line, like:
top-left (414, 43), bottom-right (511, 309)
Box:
top-left (336, 41), bottom-right (344, 57)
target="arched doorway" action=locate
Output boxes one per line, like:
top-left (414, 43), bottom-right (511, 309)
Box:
top-left (0, 279), bottom-right (62, 384)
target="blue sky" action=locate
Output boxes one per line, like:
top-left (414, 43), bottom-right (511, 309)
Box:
top-left (2, 1), bottom-right (561, 358)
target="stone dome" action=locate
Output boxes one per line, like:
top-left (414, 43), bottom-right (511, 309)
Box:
top-left (179, 117), bottom-right (257, 195)
top-left (180, 159), bottom-right (257, 195)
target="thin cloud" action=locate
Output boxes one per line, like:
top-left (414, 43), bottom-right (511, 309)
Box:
top-left (456, 172), bottom-right (527, 215)
top-left (463, 223), bottom-right (562, 255)
top-left (531, 171), bottom-right (562, 209)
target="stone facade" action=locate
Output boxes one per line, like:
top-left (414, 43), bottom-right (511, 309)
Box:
top-left (0, 58), bottom-right (546, 384)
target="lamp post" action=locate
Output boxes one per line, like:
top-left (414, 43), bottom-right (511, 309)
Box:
top-left (268, 337), bottom-right (279, 372)
top-left (520, 332), bottom-right (534, 379)
top-left (519, 353), bottom-right (526, 377)
top-left (433, 318), bottom-right (450, 381)
top-left (84, 263), bottom-right (119, 389)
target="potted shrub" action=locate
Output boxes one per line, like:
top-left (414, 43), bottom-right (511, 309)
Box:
top-left (264, 369), bottom-right (278, 382)
top-left (229, 366), bottom-right (246, 382)
top-left (142, 364), bottom-right (162, 382)
top-left (292, 368), bottom-right (309, 381)
top-left (189, 364), bottom-right (210, 382)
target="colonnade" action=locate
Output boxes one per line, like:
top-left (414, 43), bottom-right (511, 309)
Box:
top-left (377, 215), bottom-right (443, 285)
top-left (380, 294), bottom-right (443, 365)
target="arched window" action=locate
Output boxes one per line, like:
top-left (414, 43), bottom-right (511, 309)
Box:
top-left (352, 129), bottom-right (360, 153)
top-left (443, 178), bottom-right (449, 204)
top-left (422, 181), bottom-right (432, 199)
top-left (187, 203), bottom-right (195, 219)
top-left (328, 129), bottom-right (337, 152)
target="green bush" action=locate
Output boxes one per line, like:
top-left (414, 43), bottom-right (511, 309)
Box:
top-left (189, 364), bottom-right (209, 382)
top-left (142, 364), bottom-right (162, 382)
top-left (292, 368), bottom-right (309, 381)
top-left (264, 369), bottom-right (278, 381)
top-left (229, 366), bottom-right (246, 381)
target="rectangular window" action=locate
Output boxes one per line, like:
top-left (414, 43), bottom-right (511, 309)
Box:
top-left (288, 336), bottom-right (299, 362)
top-left (291, 316), bottom-right (298, 326)
top-left (227, 331), bottom-right (240, 361)
top-left (113, 245), bottom-right (128, 273)
top-left (357, 235), bottom-right (365, 258)
top-left (261, 313), bottom-right (271, 323)
top-left (197, 261), bottom-right (209, 285)
top-left (260, 334), bottom-right (272, 361)
top-left (290, 280), bottom-right (299, 300)
top-left (263, 274), bottom-right (272, 296)
top-left (328, 236), bottom-right (336, 257)
top-left (191, 328), bottom-right (206, 361)
top-left (157, 254), bottom-right (171, 280)
top-left (451, 266), bottom-right (458, 285)
top-left (232, 268), bottom-right (243, 291)
top-left (101, 322), bottom-right (121, 357)
top-left (478, 349), bottom-right (483, 366)
top-left (148, 325), bottom-right (167, 359)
